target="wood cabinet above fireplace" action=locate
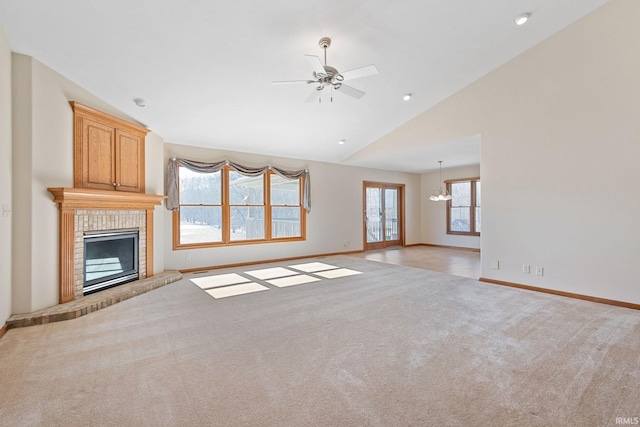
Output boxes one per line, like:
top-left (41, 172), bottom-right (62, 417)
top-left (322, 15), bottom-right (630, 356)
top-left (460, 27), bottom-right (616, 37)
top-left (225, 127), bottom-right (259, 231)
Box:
top-left (70, 101), bottom-right (149, 193)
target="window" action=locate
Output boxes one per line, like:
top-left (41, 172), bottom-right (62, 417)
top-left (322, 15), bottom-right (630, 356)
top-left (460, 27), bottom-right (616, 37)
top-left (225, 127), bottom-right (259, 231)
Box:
top-left (446, 178), bottom-right (480, 236)
top-left (174, 166), bottom-right (305, 248)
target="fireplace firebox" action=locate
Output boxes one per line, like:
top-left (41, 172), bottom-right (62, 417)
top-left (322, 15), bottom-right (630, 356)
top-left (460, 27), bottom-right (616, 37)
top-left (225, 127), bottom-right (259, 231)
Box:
top-left (83, 229), bottom-right (139, 294)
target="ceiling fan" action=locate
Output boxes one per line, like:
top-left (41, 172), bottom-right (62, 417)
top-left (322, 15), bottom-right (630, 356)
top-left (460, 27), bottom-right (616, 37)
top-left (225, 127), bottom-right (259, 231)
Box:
top-left (272, 37), bottom-right (378, 103)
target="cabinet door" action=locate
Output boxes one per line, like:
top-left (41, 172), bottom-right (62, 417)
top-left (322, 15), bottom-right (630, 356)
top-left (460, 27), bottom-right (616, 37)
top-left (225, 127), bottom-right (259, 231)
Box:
top-left (82, 117), bottom-right (116, 190)
top-left (115, 129), bottom-right (145, 193)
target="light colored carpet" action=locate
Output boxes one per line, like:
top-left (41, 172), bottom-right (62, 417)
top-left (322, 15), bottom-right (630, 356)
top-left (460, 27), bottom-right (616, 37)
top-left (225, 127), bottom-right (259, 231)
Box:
top-left (205, 282), bottom-right (269, 299)
top-left (190, 272), bottom-right (250, 289)
top-left (1, 256), bottom-right (639, 426)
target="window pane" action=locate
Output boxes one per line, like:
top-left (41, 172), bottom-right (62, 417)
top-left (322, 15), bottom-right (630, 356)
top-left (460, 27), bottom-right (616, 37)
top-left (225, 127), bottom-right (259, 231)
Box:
top-left (230, 206), bottom-right (265, 241)
top-left (229, 171), bottom-right (264, 205)
top-left (179, 206), bottom-right (222, 244)
top-left (451, 182), bottom-right (471, 207)
top-left (179, 167), bottom-right (221, 204)
top-left (450, 207), bottom-right (471, 232)
top-left (475, 181), bottom-right (481, 207)
top-left (272, 207), bottom-right (301, 238)
top-left (270, 175), bottom-right (300, 205)
top-left (475, 207), bottom-right (481, 233)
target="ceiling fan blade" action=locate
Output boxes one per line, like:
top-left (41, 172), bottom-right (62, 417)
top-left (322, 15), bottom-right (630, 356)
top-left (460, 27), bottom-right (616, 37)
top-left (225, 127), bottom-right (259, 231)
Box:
top-left (304, 54), bottom-right (326, 77)
top-left (340, 64), bottom-right (379, 81)
top-left (272, 80), bottom-right (313, 85)
top-left (336, 84), bottom-right (365, 99)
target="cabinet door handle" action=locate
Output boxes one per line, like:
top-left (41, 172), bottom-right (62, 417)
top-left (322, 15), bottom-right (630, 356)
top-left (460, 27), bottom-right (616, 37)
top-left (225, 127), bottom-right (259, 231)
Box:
top-left (117, 183), bottom-right (121, 186)
top-left (112, 183), bottom-right (117, 187)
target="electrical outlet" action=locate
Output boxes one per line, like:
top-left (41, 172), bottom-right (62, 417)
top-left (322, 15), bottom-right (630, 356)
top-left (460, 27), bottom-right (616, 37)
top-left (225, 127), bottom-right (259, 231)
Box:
top-left (185, 252), bottom-right (191, 260)
top-left (535, 267), bottom-right (544, 276)
top-left (523, 264), bottom-right (530, 274)
top-left (491, 260), bottom-right (500, 269)
top-left (1, 204), bottom-right (10, 218)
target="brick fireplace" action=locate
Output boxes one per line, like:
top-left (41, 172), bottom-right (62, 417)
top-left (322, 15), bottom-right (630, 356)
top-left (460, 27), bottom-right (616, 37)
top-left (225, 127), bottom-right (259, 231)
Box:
top-left (48, 188), bottom-right (165, 303)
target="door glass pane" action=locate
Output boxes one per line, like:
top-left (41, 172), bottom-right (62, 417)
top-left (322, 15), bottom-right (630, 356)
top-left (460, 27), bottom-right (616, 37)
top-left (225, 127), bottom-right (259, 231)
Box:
top-left (230, 206), bottom-right (265, 241)
top-left (272, 207), bottom-right (301, 238)
top-left (365, 187), bottom-right (382, 243)
top-left (384, 188), bottom-right (399, 241)
top-left (179, 206), bottom-right (222, 244)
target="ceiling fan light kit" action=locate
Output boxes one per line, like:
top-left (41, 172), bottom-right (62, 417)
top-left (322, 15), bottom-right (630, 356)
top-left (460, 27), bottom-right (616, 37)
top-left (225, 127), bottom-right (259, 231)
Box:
top-left (273, 37), bottom-right (378, 103)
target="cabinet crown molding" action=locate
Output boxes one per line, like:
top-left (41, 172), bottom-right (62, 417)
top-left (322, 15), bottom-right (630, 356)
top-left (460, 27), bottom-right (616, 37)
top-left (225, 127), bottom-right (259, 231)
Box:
top-left (69, 101), bottom-right (150, 135)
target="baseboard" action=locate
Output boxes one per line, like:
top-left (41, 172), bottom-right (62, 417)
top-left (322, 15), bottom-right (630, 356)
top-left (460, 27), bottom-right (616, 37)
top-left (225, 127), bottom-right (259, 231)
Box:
top-left (479, 277), bottom-right (640, 311)
top-left (419, 243), bottom-right (481, 252)
top-left (179, 249), bottom-right (365, 274)
top-left (0, 323), bottom-right (7, 340)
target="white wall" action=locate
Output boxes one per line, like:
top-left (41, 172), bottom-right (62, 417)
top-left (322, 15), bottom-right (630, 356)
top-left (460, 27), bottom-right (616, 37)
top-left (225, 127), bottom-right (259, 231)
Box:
top-left (348, 0), bottom-right (640, 304)
top-left (0, 25), bottom-right (12, 326)
top-left (421, 164), bottom-right (480, 249)
top-left (11, 54), bottom-right (165, 313)
top-left (163, 143), bottom-right (421, 271)
top-left (146, 132), bottom-right (165, 275)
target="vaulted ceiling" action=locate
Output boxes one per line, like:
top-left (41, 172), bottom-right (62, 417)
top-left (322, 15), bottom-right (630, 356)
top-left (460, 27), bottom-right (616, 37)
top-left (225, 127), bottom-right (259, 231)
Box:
top-left (0, 0), bottom-right (609, 172)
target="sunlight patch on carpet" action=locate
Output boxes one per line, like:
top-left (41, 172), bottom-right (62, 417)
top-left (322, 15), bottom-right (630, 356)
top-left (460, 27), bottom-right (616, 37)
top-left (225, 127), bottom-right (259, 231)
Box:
top-left (288, 262), bottom-right (339, 273)
top-left (267, 275), bottom-right (322, 288)
top-left (315, 268), bottom-right (363, 279)
top-left (244, 267), bottom-right (299, 280)
top-left (205, 283), bottom-right (269, 299)
top-left (190, 273), bottom-right (250, 289)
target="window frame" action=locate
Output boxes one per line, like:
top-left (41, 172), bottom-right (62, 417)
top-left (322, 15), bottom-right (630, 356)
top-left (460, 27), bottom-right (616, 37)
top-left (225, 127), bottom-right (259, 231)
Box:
top-left (445, 177), bottom-right (480, 236)
top-left (173, 166), bottom-right (306, 249)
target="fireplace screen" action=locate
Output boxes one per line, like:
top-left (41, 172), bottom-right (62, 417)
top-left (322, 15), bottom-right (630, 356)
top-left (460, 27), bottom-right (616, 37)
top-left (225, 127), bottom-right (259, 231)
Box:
top-left (84, 229), bottom-right (139, 294)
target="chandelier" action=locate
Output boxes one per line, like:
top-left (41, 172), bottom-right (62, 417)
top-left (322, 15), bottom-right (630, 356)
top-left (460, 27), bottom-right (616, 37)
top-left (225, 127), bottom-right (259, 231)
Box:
top-left (429, 161), bottom-right (452, 202)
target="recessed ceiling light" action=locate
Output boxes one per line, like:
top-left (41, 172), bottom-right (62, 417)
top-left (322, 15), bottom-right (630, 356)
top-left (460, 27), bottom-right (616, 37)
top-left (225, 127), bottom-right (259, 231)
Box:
top-left (338, 139), bottom-right (346, 145)
top-left (514, 13), bottom-right (530, 26)
top-left (133, 98), bottom-right (147, 107)
top-left (402, 93), bottom-right (412, 101)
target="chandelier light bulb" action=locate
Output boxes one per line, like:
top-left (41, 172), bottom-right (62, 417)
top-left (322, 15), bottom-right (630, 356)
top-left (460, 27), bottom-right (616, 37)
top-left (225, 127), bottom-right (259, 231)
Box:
top-left (429, 161), bottom-right (452, 202)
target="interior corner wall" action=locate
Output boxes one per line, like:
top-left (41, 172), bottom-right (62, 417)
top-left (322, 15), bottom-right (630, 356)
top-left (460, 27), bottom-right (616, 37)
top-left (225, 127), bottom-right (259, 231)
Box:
top-left (357, 0), bottom-right (640, 304)
top-left (146, 132), bottom-right (165, 276)
top-left (421, 164), bottom-right (480, 249)
top-left (10, 54), bottom-right (165, 313)
top-left (11, 54), bottom-right (34, 314)
top-left (0, 24), bottom-right (12, 325)
top-left (162, 143), bottom-right (421, 271)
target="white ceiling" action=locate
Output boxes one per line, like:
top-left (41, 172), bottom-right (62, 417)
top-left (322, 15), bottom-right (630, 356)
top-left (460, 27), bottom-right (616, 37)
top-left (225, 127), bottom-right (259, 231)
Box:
top-left (0, 0), bottom-right (609, 173)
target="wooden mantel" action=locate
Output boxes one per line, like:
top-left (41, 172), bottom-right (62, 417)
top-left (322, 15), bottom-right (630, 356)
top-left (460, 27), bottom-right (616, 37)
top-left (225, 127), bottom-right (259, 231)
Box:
top-left (48, 187), bottom-right (166, 303)
top-left (48, 187), bottom-right (165, 209)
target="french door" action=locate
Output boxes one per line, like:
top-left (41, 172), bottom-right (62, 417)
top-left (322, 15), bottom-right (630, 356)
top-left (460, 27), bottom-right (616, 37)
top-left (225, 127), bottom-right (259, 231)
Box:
top-left (363, 182), bottom-right (404, 250)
